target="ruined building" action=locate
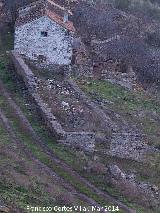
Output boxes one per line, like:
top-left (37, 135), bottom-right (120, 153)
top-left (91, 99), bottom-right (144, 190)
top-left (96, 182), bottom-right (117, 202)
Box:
top-left (14, 0), bottom-right (75, 65)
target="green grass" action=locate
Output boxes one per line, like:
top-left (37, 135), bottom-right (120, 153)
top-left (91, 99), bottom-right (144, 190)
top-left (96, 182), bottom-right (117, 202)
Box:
top-left (79, 79), bottom-right (160, 113)
top-left (0, 26), bottom-right (13, 55)
top-left (0, 180), bottom-right (55, 211)
top-left (77, 78), bottom-right (160, 192)
top-left (0, 94), bottom-right (119, 210)
top-left (9, 91), bottom-right (141, 210)
top-left (78, 79), bottom-right (160, 147)
top-left (0, 30), bottom-right (102, 210)
top-left (0, 120), bottom-right (11, 144)
top-left (141, 117), bottom-right (160, 147)
top-left (0, 55), bottom-right (16, 91)
top-left (0, 110), bottom-right (83, 212)
top-left (1, 90), bottom-right (148, 212)
top-left (0, 124), bottom-right (56, 211)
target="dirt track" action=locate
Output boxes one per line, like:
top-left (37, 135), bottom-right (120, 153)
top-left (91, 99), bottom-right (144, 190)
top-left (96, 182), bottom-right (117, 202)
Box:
top-left (0, 103), bottom-right (107, 212)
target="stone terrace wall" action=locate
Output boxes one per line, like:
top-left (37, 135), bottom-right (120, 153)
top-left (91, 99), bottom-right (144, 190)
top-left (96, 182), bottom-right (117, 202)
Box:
top-left (10, 51), bottom-right (154, 159)
top-left (10, 51), bottom-right (106, 152)
top-left (10, 51), bottom-right (66, 139)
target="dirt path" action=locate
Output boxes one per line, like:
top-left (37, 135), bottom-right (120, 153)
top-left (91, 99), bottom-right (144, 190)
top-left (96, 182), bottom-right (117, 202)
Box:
top-left (0, 106), bottom-right (108, 213)
top-left (0, 79), bottom-right (136, 213)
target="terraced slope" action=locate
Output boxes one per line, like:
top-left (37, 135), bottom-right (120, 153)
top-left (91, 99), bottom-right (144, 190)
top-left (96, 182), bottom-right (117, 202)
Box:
top-left (0, 108), bottom-right (92, 212)
top-left (0, 16), bottom-right (159, 213)
top-left (0, 21), bottom-right (136, 213)
top-left (0, 76), bottom-right (137, 213)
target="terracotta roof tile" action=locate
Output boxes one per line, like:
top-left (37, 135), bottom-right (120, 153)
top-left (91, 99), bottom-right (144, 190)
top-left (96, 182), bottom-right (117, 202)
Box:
top-left (46, 9), bottom-right (75, 32)
top-left (16, 0), bottom-right (75, 32)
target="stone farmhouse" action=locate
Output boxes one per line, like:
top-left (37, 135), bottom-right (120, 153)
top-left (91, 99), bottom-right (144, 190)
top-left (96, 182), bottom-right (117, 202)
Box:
top-left (14, 0), bottom-right (75, 66)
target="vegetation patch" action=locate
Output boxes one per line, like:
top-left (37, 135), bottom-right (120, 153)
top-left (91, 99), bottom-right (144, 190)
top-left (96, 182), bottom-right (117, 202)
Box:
top-left (79, 79), bottom-right (160, 113)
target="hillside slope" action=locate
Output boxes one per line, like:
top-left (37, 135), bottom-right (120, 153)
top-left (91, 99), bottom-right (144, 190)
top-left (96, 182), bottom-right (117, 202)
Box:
top-left (0, 2), bottom-right (160, 213)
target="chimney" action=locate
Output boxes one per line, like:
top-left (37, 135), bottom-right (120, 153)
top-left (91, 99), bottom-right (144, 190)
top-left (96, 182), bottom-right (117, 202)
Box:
top-left (63, 10), bottom-right (68, 23)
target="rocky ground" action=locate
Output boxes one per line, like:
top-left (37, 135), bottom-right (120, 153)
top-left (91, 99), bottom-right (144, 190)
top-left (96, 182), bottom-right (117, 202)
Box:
top-left (36, 77), bottom-right (106, 133)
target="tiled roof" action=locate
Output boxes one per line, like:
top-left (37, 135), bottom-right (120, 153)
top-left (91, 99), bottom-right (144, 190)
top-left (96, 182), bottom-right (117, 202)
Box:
top-left (47, 0), bottom-right (73, 15)
top-left (16, 0), bottom-right (75, 32)
top-left (46, 9), bottom-right (75, 32)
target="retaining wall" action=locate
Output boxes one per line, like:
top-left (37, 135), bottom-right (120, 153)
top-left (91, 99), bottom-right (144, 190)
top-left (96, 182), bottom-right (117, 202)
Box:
top-left (10, 51), bottom-right (105, 152)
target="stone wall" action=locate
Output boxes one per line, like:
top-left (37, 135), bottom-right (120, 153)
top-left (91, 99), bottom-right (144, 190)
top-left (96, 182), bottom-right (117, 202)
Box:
top-left (14, 16), bottom-right (73, 65)
top-left (10, 51), bottom-right (155, 159)
top-left (10, 51), bottom-right (106, 152)
top-left (10, 51), bottom-right (66, 138)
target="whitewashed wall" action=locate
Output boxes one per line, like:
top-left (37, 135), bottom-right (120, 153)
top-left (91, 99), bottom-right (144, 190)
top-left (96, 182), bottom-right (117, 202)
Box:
top-left (14, 16), bottom-right (73, 65)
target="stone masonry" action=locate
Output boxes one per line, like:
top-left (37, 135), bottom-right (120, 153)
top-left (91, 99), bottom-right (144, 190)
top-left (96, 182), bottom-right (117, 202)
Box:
top-left (15, 16), bottom-right (73, 65)
top-left (10, 51), bottom-right (109, 152)
top-left (14, 0), bottom-right (75, 66)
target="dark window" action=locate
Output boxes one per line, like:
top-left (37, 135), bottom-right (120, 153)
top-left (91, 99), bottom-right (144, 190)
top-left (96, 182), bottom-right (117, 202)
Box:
top-left (41, 31), bottom-right (48, 37)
